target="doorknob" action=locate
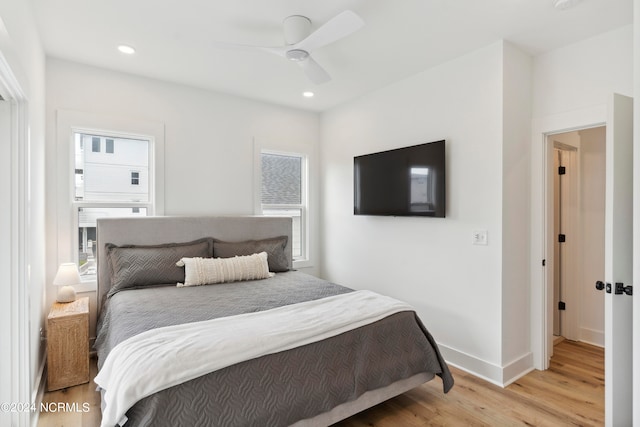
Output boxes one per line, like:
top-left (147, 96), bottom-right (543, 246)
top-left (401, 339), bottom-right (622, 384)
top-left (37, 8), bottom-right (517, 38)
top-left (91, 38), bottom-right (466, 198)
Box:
top-left (596, 281), bottom-right (612, 293)
top-left (614, 282), bottom-right (633, 296)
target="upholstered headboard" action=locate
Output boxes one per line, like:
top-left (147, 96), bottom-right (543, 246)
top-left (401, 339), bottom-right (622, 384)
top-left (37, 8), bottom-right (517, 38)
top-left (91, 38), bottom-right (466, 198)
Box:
top-left (96, 216), bottom-right (293, 315)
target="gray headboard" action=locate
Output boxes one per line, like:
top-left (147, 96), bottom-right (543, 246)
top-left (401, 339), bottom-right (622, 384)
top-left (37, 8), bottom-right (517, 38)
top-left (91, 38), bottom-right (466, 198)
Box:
top-left (96, 216), bottom-right (293, 315)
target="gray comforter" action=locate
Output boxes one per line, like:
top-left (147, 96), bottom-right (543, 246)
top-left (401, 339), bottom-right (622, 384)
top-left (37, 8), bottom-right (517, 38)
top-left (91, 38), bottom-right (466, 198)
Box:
top-left (95, 271), bottom-right (453, 427)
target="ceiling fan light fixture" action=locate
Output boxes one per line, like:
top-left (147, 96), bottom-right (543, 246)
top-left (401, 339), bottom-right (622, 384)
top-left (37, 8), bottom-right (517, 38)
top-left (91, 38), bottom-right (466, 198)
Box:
top-left (286, 49), bottom-right (310, 62)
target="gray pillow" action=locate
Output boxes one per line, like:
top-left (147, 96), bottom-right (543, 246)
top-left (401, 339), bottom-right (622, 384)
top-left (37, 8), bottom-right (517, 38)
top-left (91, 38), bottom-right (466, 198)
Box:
top-left (106, 238), bottom-right (214, 297)
top-left (213, 236), bottom-right (289, 272)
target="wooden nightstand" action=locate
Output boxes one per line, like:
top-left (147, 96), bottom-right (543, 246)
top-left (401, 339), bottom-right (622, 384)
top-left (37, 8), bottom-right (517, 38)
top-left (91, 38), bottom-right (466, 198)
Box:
top-left (47, 296), bottom-right (90, 391)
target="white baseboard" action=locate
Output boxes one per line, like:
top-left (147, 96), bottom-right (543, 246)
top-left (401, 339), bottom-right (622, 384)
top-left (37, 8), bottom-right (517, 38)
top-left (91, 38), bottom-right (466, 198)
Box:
top-left (30, 353), bottom-right (47, 427)
top-left (439, 344), bottom-right (533, 387)
top-left (501, 352), bottom-right (534, 386)
top-left (579, 327), bottom-right (604, 347)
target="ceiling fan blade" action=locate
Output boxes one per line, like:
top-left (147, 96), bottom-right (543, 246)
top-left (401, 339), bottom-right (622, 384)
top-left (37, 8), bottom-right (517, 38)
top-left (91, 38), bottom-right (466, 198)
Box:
top-left (293, 10), bottom-right (364, 53)
top-left (299, 56), bottom-right (331, 84)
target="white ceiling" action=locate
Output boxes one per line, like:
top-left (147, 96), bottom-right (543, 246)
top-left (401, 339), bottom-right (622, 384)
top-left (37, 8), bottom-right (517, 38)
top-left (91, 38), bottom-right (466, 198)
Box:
top-left (32, 0), bottom-right (632, 112)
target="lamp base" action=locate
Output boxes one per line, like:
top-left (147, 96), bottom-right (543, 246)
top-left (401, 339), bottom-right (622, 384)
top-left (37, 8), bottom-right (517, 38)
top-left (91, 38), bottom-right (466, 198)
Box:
top-left (56, 285), bottom-right (76, 303)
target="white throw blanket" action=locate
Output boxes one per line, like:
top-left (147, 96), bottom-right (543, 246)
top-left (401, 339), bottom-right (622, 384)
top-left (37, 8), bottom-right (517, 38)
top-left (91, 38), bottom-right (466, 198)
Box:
top-left (94, 290), bottom-right (414, 427)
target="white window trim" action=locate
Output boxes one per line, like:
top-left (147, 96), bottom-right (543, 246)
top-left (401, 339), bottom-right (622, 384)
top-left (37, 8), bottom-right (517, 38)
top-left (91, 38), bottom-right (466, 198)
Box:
top-left (56, 110), bottom-right (165, 292)
top-left (253, 141), bottom-right (312, 269)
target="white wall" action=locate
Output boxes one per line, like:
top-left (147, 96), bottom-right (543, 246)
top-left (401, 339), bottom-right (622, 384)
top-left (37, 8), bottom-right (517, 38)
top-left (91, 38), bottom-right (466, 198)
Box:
top-left (500, 42), bottom-right (533, 379)
top-left (0, 0), bottom-right (46, 424)
top-left (532, 25), bottom-right (633, 119)
top-left (321, 41), bottom-right (529, 384)
top-left (45, 58), bottom-right (321, 336)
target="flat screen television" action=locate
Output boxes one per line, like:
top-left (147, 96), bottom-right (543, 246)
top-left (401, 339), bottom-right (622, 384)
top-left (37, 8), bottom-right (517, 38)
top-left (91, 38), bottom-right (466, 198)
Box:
top-left (354, 140), bottom-right (445, 217)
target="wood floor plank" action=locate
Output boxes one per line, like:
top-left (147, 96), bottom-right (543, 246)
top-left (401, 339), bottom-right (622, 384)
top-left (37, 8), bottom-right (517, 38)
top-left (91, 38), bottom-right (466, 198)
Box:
top-left (37, 340), bottom-right (604, 427)
top-left (336, 340), bottom-right (604, 427)
top-left (38, 357), bottom-right (102, 427)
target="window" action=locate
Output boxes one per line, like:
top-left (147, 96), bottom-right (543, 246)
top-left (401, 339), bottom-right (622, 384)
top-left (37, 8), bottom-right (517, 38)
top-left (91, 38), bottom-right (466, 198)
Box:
top-left (74, 131), bottom-right (153, 281)
top-left (260, 151), bottom-right (308, 261)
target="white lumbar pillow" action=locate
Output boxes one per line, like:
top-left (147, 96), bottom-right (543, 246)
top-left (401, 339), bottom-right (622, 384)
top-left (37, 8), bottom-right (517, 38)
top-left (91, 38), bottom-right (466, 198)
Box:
top-left (176, 252), bottom-right (273, 287)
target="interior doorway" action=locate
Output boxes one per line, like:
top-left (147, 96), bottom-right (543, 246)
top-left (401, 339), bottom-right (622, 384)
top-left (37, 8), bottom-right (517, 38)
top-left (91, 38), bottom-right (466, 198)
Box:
top-left (547, 126), bottom-right (606, 350)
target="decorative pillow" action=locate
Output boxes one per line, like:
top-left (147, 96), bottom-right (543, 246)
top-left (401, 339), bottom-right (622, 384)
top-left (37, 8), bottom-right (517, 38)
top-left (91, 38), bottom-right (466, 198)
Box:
top-left (106, 238), bottom-right (214, 297)
top-left (176, 252), bottom-right (272, 287)
top-left (213, 236), bottom-right (289, 272)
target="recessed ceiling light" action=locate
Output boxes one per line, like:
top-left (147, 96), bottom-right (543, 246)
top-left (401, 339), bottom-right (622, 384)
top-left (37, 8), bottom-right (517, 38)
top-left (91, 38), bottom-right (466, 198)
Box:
top-left (117, 45), bottom-right (136, 55)
top-left (302, 91), bottom-right (314, 98)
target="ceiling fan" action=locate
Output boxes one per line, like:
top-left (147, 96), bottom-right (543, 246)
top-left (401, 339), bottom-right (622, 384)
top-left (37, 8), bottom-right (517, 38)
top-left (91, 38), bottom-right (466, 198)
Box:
top-left (218, 10), bottom-right (364, 84)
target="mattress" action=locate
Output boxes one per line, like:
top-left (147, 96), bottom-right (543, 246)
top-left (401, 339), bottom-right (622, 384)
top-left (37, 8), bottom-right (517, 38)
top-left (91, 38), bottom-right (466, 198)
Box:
top-left (95, 271), bottom-right (453, 426)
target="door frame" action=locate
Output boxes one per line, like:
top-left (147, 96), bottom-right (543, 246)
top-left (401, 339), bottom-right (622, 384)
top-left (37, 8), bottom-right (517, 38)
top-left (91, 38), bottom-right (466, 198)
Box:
top-left (531, 104), bottom-right (606, 369)
top-left (0, 51), bottom-right (31, 427)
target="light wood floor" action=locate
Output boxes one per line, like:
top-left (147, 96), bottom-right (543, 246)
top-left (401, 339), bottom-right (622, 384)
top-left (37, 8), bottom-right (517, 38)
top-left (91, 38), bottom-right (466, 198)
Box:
top-left (38, 340), bottom-right (603, 427)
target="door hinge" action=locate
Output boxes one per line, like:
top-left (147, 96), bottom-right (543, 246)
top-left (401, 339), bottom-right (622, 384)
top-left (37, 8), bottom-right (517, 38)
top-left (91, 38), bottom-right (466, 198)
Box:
top-left (558, 166), bottom-right (566, 175)
top-left (615, 282), bottom-right (633, 296)
top-left (542, 259), bottom-right (546, 267)
top-left (558, 234), bottom-right (566, 243)
top-left (558, 301), bottom-right (566, 310)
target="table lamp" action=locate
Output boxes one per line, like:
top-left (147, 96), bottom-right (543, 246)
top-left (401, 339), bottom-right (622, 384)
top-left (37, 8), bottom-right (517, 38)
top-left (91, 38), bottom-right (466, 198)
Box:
top-left (53, 262), bottom-right (81, 303)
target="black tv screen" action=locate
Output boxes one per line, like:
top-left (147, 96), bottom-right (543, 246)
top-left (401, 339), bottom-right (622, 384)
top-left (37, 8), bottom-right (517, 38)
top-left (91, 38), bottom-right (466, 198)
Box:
top-left (354, 140), bottom-right (445, 217)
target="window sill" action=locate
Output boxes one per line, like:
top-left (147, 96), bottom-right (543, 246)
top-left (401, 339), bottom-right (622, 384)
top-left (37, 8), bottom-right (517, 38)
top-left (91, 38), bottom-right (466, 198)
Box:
top-left (293, 259), bottom-right (313, 270)
top-left (75, 280), bottom-right (97, 293)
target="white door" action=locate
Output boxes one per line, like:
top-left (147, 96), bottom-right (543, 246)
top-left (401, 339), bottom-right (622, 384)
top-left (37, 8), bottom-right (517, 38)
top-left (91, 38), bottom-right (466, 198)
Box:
top-left (603, 93), bottom-right (634, 426)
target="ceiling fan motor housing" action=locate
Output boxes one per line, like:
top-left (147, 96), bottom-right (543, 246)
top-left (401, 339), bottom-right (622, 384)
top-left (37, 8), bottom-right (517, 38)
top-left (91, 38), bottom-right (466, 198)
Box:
top-left (285, 49), bottom-right (310, 62)
top-left (283, 15), bottom-right (312, 45)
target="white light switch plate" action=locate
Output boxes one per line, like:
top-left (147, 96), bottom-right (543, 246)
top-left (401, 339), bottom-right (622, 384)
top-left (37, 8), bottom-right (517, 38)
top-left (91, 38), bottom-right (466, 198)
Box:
top-left (472, 229), bottom-right (488, 245)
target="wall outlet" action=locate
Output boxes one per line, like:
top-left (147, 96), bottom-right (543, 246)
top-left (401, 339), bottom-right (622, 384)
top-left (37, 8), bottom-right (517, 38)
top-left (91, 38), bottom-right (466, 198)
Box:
top-left (472, 229), bottom-right (488, 245)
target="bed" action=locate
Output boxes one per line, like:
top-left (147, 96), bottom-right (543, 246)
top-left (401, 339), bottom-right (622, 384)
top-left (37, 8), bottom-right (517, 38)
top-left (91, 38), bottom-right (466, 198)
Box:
top-left (94, 216), bottom-right (453, 427)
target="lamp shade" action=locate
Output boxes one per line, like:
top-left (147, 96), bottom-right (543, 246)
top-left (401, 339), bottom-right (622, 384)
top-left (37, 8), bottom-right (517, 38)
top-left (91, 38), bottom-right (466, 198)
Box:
top-left (53, 263), bottom-right (81, 303)
top-left (53, 263), bottom-right (81, 286)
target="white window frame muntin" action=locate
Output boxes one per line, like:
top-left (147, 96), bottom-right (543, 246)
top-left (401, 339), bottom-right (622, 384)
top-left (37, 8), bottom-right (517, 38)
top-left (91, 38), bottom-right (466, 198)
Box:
top-left (255, 145), bottom-right (311, 268)
top-left (56, 110), bottom-right (165, 292)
